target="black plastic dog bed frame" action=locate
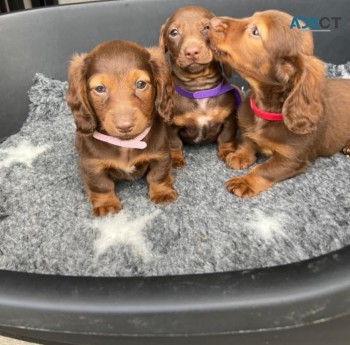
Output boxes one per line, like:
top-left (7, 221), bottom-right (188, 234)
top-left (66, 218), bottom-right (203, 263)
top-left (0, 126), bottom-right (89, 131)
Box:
top-left (0, 0), bottom-right (350, 344)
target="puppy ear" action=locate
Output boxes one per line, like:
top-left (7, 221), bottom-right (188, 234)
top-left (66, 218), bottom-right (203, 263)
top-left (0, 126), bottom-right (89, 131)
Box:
top-left (282, 55), bottom-right (324, 135)
top-left (66, 53), bottom-right (96, 135)
top-left (222, 63), bottom-right (232, 78)
top-left (159, 20), bottom-right (168, 53)
top-left (147, 47), bottom-right (174, 124)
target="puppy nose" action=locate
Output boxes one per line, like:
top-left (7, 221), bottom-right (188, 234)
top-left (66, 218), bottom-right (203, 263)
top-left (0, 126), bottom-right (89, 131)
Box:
top-left (116, 120), bottom-right (134, 133)
top-left (184, 46), bottom-right (200, 59)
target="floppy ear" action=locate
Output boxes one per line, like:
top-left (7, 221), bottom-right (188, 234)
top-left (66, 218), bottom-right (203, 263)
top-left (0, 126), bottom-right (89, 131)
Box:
top-left (66, 53), bottom-right (96, 135)
top-left (147, 47), bottom-right (174, 124)
top-left (159, 20), bottom-right (169, 53)
top-left (282, 55), bottom-right (324, 135)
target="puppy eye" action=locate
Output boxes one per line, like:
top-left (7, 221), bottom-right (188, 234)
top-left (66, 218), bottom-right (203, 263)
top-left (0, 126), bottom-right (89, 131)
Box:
top-left (169, 29), bottom-right (179, 37)
top-left (94, 85), bottom-right (106, 93)
top-left (251, 26), bottom-right (260, 37)
top-left (136, 80), bottom-right (147, 89)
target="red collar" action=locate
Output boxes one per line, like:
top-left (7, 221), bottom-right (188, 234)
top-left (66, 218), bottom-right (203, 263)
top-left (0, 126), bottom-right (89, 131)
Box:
top-left (250, 97), bottom-right (283, 121)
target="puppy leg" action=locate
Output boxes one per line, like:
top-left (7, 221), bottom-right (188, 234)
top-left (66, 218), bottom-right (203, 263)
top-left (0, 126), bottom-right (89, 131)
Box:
top-left (147, 154), bottom-right (178, 205)
top-left (226, 154), bottom-right (307, 198)
top-left (217, 115), bottom-right (237, 161)
top-left (168, 125), bottom-right (185, 169)
top-left (81, 167), bottom-right (122, 216)
top-left (342, 140), bottom-right (350, 156)
top-left (225, 136), bottom-right (257, 170)
top-left (88, 189), bottom-right (122, 217)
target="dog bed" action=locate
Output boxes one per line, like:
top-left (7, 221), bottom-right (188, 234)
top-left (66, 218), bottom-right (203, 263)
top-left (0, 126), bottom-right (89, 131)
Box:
top-left (1, 1), bottom-right (350, 344)
top-left (1, 63), bottom-right (349, 277)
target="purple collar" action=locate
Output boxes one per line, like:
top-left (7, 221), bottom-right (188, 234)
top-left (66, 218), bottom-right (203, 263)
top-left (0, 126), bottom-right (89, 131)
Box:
top-left (175, 80), bottom-right (241, 107)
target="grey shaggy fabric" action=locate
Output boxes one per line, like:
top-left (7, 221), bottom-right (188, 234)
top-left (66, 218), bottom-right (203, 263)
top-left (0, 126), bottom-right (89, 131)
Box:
top-left (0, 65), bottom-right (350, 277)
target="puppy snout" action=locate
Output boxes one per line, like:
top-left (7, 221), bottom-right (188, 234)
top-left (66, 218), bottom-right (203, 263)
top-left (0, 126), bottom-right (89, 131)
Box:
top-left (115, 119), bottom-right (134, 133)
top-left (184, 45), bottom-right (200, 60)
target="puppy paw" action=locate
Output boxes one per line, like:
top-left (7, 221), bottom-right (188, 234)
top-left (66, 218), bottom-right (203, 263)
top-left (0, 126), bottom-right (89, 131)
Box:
top-left (171, 150), bottom-right (186, 169)
top-left (226, 174), bottom-right (274, 198)
top-left (150, 188), bottom-right (178, 205)
top-left (218, 143), bottom-right (236, 161)
top-left (93, 202), bottom-right (123, 217)
top-left (225, 152), bottom-right (256, 170)
top-left (226, 176), bottom-right (257, 198)
top-left (342, 141), bottom-right (350, 156)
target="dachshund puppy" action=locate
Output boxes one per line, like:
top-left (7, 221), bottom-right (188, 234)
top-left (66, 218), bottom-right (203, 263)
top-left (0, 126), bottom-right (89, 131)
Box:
top-left (159, 6), bottom-right (241, 168)
top-left (67, 40), bottom-right (177, 216)
top-left (208, 10), bottom-right (350, 197)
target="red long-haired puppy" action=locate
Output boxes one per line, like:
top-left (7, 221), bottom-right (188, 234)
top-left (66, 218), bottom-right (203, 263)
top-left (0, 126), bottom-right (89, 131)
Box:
top-left (66, 40), bottom-right (177, 216)
top-left (160, 6), bottom-right (241, 168)
top-left (208, 10), bottom-right (350, 198)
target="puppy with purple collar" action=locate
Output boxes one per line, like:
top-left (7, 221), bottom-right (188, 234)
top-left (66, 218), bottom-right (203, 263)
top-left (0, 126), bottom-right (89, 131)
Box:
top-left (159, 6), bottom-right (241, 168)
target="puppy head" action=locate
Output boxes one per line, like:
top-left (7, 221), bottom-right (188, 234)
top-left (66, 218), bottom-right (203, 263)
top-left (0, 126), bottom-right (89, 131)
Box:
top-left (208, 11), bottom-right (314, 80)
top-left (66, 40), bottom-right (173, 140)
top-left (208, 10), bottom-right (324, 134)
top-left (159, 6), bottom-right (216, 74)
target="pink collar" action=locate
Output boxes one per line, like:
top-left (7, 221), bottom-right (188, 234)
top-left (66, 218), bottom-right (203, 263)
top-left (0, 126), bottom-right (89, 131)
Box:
top-left (250, 97), bottom-right (283, 121)
top-left (93, 127), bottom-right (151, 149)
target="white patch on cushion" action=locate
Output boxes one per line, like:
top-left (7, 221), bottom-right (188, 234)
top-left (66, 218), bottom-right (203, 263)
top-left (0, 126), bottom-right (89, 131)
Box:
top-left (93, 210), bottom-right (161, 261)
top-left (246, 209), bottom-right (286, 240)
top-left (246, 209), bottom-right (305, 259)
top-left (0, 141), bottom-right (49, 168)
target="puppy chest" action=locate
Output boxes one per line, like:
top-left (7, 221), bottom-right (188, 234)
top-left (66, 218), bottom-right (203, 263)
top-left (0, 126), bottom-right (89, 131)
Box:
top-left (173, 101), bottom-right (234, 144)
top-left (111, 164), bottom-right (148, 181)
top-left (89, 153), bottom-right (154, 181)
top-left (196, 98), bottom-right (209, 112)
top-left (105, 160), bottom-right (146, 179)
top-left (178, 116), bottom-right (223, 144)
top-left (246, 128), bottom-right (292, 158)
top-left (173, 103), bottom-right (232, 127)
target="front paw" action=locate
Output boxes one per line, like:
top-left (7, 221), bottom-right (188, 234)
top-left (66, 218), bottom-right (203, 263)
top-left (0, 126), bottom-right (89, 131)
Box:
top-left (342, 141), bottom-right (350, 156)
top-left (218, 143), bottom-right (236, 161)
top-left (226, 174), bottom-right (273, 198)
top-left (225, 152), bottom-right (256, 170)
top-left (150, 188), bottom-right (178, 205)
top-left (171, 150), bottom-right (186, 169)
top-left (226, 175), bottom-right (258, 198)
top-left (92, 200), bottom-right (122, 217)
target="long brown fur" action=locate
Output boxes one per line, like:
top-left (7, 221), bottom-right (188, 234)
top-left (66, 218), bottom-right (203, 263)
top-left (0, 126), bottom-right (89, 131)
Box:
top-left (66, 40), bottom-right (177, 216)
top-left (208, 10), bottom-right (350, 198)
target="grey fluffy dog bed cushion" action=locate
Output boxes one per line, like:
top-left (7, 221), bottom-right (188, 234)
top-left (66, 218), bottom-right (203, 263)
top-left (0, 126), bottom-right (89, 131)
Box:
top-left (0, 65), bottom-right (350, 277)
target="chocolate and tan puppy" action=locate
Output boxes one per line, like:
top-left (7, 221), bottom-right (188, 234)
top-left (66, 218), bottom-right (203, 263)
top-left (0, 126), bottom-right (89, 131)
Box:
top-left (208, 10), bottom-right (350, 198)
top-left (160, 6), bottom-right (241, 168)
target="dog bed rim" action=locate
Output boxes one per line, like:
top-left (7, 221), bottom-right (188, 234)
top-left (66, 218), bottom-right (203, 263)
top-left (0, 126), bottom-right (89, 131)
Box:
top-left (1, 245), bottom-right (350, 337)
